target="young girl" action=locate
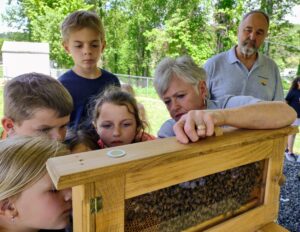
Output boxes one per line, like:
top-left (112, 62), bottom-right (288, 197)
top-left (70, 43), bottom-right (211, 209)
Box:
top-left (0, 136), bottom-right (72, 232)
top-left (93, 87), bottom-right (155, 148)
top-left (285, 76), bottom-right (300, 162)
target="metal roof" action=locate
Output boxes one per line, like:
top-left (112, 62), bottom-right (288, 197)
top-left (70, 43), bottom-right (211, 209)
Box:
top-left (1, 41), bottom-right (49, 54)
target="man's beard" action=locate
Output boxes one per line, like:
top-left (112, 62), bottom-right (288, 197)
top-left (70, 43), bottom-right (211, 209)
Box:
top-left (240, 39), bottom-right (258, 57)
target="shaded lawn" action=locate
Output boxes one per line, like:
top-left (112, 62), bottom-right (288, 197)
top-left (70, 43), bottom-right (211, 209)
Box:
top-left (137, 96), bottom-right (170, 136)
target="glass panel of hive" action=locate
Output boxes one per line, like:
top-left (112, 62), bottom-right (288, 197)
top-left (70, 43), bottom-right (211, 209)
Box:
top-left (125, 160), bottom-right (266, 232)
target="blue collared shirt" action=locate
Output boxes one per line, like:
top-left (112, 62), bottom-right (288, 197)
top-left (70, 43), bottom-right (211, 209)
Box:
top-left (204, 46), bottom-right (284, 101)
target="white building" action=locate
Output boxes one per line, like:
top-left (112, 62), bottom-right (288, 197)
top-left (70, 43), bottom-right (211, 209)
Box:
top-left (1, 41), bottom-right (50, 79)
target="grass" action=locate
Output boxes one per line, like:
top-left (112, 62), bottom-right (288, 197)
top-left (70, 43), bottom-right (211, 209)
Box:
top-left (137, 96), bottom-right (170, 135)
top-left (134, 86), bottom-right (159, 99)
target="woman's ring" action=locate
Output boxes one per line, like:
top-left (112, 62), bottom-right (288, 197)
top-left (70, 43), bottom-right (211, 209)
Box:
top-left (197, 124), bottom-right (206, 130)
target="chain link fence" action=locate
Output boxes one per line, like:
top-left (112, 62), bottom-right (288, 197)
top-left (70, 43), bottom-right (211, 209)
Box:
top-left (0, 65), bottom-right (294, 97)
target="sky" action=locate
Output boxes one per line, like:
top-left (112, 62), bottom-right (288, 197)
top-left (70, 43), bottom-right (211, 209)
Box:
top-left (0, 0), bottom-right (299, 33)
top-left (285, 5), bottom-right (300, 24)
top-left (0, 0), bottom-right (10, 33)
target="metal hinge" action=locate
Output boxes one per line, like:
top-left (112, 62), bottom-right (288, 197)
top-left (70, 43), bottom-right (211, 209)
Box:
top-left (90, 196), bottom-right (102, 214)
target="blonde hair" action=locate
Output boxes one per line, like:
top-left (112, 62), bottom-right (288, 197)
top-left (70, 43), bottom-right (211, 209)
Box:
top-left (4, 72), bottom-right (73, 124)
top-left (0, 136), bottom-right (70, 201)
top-left (61, 10), bottom-right (105, 42)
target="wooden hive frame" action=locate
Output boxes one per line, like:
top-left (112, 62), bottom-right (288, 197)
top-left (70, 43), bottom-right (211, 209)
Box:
top-left (46, 126), bottom-right (297, 232)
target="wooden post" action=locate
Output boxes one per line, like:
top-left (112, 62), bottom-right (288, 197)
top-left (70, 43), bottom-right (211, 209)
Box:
top-left (73, 183), bottom-right (95, 232)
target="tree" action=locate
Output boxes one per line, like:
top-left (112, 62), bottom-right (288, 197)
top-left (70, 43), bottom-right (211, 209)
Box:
top-left (213, 0), bottom-right (244, 53)
top-left (2, 0), bottom-right (298, 72)
top-left (3, 0), bottom-right (92, 67)
top-left (26, 0), bottom-right (94, 67)
top-left (101, 0), bottom-right (131, 74)
top-left (243, 0), bottom-right (299, 57)
top-left (2, 1), bottom-right (29, 34)
top-left (145, 0), bottom-right (214, 70)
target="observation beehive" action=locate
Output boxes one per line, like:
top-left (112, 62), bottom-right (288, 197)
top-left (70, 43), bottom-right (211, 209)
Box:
top-left (47, 126), bottom-right (297, 232)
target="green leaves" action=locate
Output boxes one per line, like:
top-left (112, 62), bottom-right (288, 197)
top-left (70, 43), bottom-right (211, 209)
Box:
top-left (2, 0), bottom-right (299, 73)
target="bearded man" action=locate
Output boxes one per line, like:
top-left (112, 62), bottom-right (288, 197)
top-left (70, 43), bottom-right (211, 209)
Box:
top-left (204, 10), bottom-right (283, 101)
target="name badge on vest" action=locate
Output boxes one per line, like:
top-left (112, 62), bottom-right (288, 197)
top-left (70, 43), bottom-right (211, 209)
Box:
top-left (260, 80), bottom-right (267, 86)
top-left (258, 75), bottom-right (268, 86)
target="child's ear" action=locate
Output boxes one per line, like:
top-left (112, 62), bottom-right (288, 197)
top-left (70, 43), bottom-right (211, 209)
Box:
top-left (62, 41), bottom-right (70, 53)
top-left (101, 40), bottom-right (106, 52)
top-left (197, 80), bottom-right (207, 102)
top-left (0, 199), bottom-right (18, 218)
top-left (1, 117), bottom-right (15, 136)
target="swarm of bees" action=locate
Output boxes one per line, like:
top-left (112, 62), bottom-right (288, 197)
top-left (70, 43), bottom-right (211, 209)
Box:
top-left (125, 161), bottom-right (264, 232)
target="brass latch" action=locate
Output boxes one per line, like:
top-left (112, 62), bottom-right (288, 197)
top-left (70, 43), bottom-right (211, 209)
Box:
top-left (90, 196), bottom-right (102, 214)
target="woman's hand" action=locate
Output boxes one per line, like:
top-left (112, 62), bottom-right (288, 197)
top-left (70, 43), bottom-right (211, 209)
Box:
top-left (172, 101), bottom-right (297, 144)
top-left (173, 110), bottom-right (223, 144)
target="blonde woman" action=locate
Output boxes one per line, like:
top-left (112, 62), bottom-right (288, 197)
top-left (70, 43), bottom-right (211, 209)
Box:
top-left (0, 136), bottom-right (72, 232)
